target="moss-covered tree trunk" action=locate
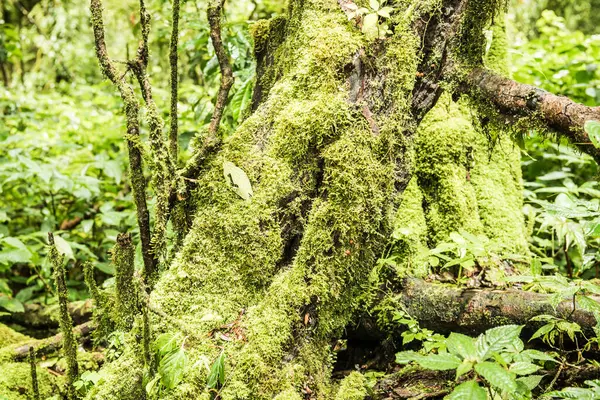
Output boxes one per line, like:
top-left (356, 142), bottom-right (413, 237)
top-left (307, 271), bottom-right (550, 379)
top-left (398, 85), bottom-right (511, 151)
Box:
top-left (88, 0), bottom-right (527, 398)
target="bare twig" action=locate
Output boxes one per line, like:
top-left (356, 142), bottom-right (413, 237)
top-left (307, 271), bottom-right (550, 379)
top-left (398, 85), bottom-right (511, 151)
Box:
top-left (90, 0), bottom-right (157, 279)
top-left (207, 0), bottom-right (234, 135)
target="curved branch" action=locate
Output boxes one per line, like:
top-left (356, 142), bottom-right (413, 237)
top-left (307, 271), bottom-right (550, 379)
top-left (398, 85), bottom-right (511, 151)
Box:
top-left (467, 68), bottom-right (600, 164)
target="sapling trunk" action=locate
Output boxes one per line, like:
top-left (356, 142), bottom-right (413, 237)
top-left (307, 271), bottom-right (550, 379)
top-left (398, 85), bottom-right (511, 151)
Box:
top-left (29, 346), bottom-right (40, 400)
top-left (113, 233), bottom-right (138, 330)
top-left (48, 232), bottom-right (79, 399)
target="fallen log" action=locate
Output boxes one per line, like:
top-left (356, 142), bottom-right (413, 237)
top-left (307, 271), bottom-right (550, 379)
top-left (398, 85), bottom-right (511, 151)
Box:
top-left (398, 278), bottom-right (599, 336)
top-left (11, 321), bottom-right (96, 361)
top-left (3, 299), bottom-right (94, 329)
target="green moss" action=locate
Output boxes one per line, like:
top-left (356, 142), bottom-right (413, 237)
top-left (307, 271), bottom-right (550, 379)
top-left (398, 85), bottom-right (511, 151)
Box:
top-left (0, 324), bottom-right (28, 348)
top-left (456, 0), bottom-right (508, 67)
top-left (392, 178), bottom-right (430, 277)
top-left (113, 233), bottom-right (138, 330)
top-left (335, 372), bottom-right (367, 400)
top-left (0, 362), bottom-right (63, 400)
top-left (85, 347), bottom-right (145, 400)
top-left (392, 19), bottom-right (528, 267)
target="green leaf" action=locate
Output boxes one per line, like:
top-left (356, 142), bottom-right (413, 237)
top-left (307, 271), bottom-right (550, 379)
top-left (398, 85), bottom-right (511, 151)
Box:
top-left (159, 347), bottom-right (187, 389)
top-left (102, 160), bottom-right (123, 184)
top-left (509, 362), bottom-right (541, 375)
top-left (206, 351), bottom-right (226, 389)
top-left (529, 323), bottom-right (554, 342)
top-left (474, 362), bottom-right (518, 392)
top-left (369, 0), bottom-right (379, 11)
top-left (153, 333), bottom-right (181, 356)
top-left (0, 248), bottom-right (32, 265)
top-left (446, 333), bottom-right (477, 361)
top-left (584, 120), bottom-right (600, 149)
top-left (446, 380), bottom-right (487, 400)
top-left (223, 161), bottom-right (253, 200)
top-left (52, 235), bottom-right (74, 260)
top-left (377, 6), bottom-right (393, 18)
top-left (516, 375), bottom-right (544, 391)
top-left (576, 295), bottom-right (600, 313)
top-left (520, 349), bottom-right (556, 362)
top-left (456, 361), bottom-right (473, 379)
top-left (546, 387), bottom-right (597, 399)
top-left (145, 375), bottom-right (160, 395)
top-left (361, 13), bottom-right (379, 38)
top-left (477, 325), bottom-right (523, 360)
top-left (0, 295), bottom-right (24, 313)
top-left (413, 353), bottom-right (462, 371)
top-left (395, 351), bottom-right (417, 364)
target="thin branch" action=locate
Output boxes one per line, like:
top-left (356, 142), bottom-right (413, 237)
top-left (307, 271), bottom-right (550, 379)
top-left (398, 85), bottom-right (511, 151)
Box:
top-left (181, 0), bottom-right (232, 179)
top-left (128, 0), bottom-right (175, 270)
top-left (48, 232), bottom-right (78, 398)
top-left (29, 347), bottom-right (40, 400)
top-left (169, 0), bottom-right (181, 161)
top-left (90, 0), bottom-right (157, 279)
top-left (207, 0), bottom-right (234, 135)
top-left (466, 68), bottom-right (600, 164)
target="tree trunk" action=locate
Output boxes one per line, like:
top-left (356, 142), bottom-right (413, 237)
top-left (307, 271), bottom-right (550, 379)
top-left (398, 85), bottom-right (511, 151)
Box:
top-left (85, 0), bottom-right (595, 398)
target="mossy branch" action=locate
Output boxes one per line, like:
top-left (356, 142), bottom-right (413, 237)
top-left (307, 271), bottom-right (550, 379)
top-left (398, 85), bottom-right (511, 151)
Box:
top-left (90, 0), bottom-right (157, 280)
top-left (13, 321), bottom-right (96, 361)
top-left (465, 68), bottom-right (600, 164)
top-left (113, 233), bottom-right (138, 330)
top-left (29, 347), bottom-right (40, 400)
top-left (128, 0), bottom-right (175, 267)
top-left (169, 0), bottom-right (181, 161)
top-left (83, 262), bottom-right (104, 309)
top-left (47, 232), bottom-right (79, 398)
top-left (181, 0), bottom-right (232, 179)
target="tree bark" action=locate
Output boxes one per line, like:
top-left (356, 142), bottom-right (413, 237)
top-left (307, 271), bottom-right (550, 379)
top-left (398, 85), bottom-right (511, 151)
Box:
top-left (466, 68), bottom-right (600, 163)
top-left (399, 278), bottom-right (599, 335)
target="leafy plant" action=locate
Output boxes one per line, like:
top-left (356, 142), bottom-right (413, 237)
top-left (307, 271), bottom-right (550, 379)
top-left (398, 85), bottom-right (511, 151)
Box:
top-left (425, 229), bottom-right (500, 283)
top-left (206, 351), bottom-right (226, 393)
top-left (346, 0), bottom-right (394, 39)
top-left (146, 333), bottom-right (188, 395)
top-left (397, 325), bottom-right (554, 399)
top-left (545, 379), bottom-right (600, 399)
top-left (392, 308), bottom-right (446, 353)
top-left (73, 370), bottom-right (103, 395)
